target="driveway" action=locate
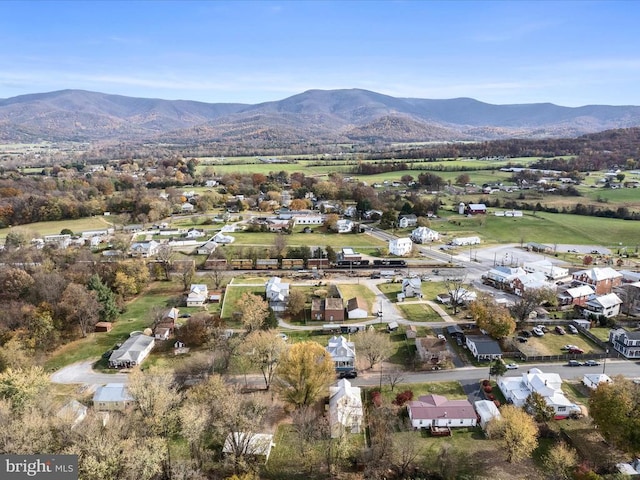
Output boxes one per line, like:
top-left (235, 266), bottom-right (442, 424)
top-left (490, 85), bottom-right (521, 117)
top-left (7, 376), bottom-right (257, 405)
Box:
top-left (50, 359), bottom-right (129, 386)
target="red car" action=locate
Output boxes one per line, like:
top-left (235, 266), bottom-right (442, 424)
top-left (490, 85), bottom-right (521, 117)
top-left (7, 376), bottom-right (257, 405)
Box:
top-left (568, 348), bottom-right (584, 354)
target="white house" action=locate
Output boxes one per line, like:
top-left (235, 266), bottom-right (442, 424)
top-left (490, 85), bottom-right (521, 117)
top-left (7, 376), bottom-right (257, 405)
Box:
top-left (336, 219), bottom-right (354, 233)
top-left (212, 232), bottom-right (235, 244)
top-left (474, 400), bottom-right (501, 430)
top-left (407, 394), bottom-right (477, 429)
top-left (346, 297), bottom-right (368, 319)
top-left (223, 432), bottom-right (275, 463)
top-left (108, 334), bottom-right (155, 369)
top-left (130, 240), bottom-right (160, 258)
top-left (401, 278), bottom-right (423, 299)
top-left (265, 276), bottom-right (290, 312)
top-left (186, 228), bottom-right (206, 239)
top-left (498, 368), bottom-right (580, 419)
top-left (181, 202), bottom-right (195, 213)
top-left (398, 214), bottom-right (418, 228)
top-left (609, 328), bottom-right (640, 359)
top-left (187, 284), bottom-right (209, 307)
top-left (451, 236), bottom-right (481, 246)
top-left (326, 336), bottom-right (356, 372)
top-left (582, 373), bottom-right (612, 390)
top-left (583, 292), bottom-right (623, 318)
top-left (329, 379), bottom-right (363, 437)
top-left (411, 226), bottom-right (440, 243)
top-left (523, 259), bottom-right (569, 281)
top-left (389, 237), bottom-right (413, 256)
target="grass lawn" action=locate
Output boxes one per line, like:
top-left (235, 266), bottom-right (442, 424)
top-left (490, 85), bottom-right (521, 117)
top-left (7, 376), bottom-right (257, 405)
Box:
top-left (220, 284), bottom-right (266, 320)
top-left (336, 283), bottom-right (378, 314)
top-left (588, 327), bottom-right (612, 342)
top-left (367, 381), bottom-right (468, 403)
top-left (396, 302), bottom-right (442, 322)
top-left (377, 282), bottom-right (402, 301)
top-left (45, 280), bottom-right (184, 371)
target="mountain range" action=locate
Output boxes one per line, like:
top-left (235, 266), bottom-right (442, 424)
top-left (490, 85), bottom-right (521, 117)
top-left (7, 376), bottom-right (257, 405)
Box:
top-left (1, 88), bottom-right (640, 144)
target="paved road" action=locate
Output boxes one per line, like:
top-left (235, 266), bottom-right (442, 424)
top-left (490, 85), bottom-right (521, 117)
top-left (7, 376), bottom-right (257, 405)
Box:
top-left (50, 360), bottom-right (129, 386)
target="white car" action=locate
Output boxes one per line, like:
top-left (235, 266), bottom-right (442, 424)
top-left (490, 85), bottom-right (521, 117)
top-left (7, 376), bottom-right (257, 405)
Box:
top-left (505, 363), bottom-right (519, 370)
top-left (276, 333), bottom-right (289, 341)
top-left (532, 327), bottom-right (545, 337)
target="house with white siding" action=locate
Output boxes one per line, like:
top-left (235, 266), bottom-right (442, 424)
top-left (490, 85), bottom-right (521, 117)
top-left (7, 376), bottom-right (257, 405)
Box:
top-left (407, 394), bottom-right (477, 429)
top-left (389, 237), bottom-right (413, 256)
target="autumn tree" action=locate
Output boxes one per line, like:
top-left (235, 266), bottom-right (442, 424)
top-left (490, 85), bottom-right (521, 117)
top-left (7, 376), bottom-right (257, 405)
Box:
top-left (324, 213), bottom-right (340, 232)
top-left (272, 233), bottom-right (288, 258)
top-left (0, 366), bottom-right (49, 412)
top-left (589, 377), bottom-right (640, 453)
top-left (274, 341), bottom-right (335, 408)
top-left (489, 359), bottom-right (507, 379)
top-left (470, 294), bottom-right (516, 339)
top-left (0, 267), bottom-right (35, 301)
top-left (510, 288), bottom-right (557, 325)
top-left (353, 327), bottom-right (393, 370)
top-left (486, 405), bottom-right (538, 463)
top-left (543, 441), bottom-right (578, 480)
top-left (524, 391), bottom-right (555, 422)
top-left (241, 330), bottom-right (287, 390)
top-left (60, 282), bottom-right (100, 337)
top-left (236, 292), bottom-right (269, 333)
top-left (286, 289), bottom-right (306, 318)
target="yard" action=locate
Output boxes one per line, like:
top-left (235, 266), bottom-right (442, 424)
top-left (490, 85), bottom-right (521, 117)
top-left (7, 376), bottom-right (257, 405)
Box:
top-left (220, 283), bottom-right (266, 320)
top-left (336, 283), bottom-right (378, 315)
top-left (45, 280), bottom-right (185, 371)
top-left (396, 302), bottom-right (442, 322)
top-left (516, 330), bottom-right (604, 357)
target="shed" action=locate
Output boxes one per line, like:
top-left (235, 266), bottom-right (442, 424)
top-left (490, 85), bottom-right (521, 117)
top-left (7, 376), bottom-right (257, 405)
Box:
top-left (387, 321), bottom-right (399, 332)
top-left (583, 373), bottom-right (612, 390)
top-left (475, 400), bottom-right (501, 430)
top-left (94, 322), bottom-right (113, 333)
top-left (405, 325), bottom-right (417, 339)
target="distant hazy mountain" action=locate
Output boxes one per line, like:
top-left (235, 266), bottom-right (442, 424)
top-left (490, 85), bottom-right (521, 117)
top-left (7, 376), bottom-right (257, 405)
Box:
top-left (1, 88), bottom-right (639, 144)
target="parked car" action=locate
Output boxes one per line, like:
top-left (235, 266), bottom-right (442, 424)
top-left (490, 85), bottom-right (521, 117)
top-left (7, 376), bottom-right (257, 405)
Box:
top-left (437, 334), bottom-right (446, 341)
top-left (584, 360), bottom-right (601, 367)
top-left (555, 326), bottom-right (566, 335)
top-left (505, 363), bottom-right (519, 370)
top-left (567, 325), bottom-right (578, 334)
top-left (567, 360), bottom-right (583, 367)
top-left (568, 347), bottom-right (584, 354)
top-left (561, 344), bottom-right (579, 351)
top-left (516, 336), bottom-right (528, 343)
top-left (519, 330), bottom-right (532, 338)
top-left (537, 325), bottom-right (549, 333)
top-left (338, 370), bottom-right (358, 379)
top-left (276, 333), bottom-right (289, 341)
top-left (532, 327), bottom-right (545, 337)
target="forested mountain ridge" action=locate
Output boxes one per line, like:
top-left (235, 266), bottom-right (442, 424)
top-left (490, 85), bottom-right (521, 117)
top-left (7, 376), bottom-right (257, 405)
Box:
top-left (1, 88), bottom-right (640, 144)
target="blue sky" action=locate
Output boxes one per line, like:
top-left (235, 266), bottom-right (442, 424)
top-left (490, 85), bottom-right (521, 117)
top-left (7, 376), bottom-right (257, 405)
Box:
top-left (1, 1), bottom-right (638, 106)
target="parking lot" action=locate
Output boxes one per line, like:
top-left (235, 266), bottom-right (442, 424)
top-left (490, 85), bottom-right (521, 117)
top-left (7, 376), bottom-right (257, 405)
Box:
top-left (513, 326), bottom-right (605, 357)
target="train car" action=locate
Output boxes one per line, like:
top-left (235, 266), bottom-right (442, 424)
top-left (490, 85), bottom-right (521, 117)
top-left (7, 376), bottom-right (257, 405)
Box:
top-left (308, 258), bottom-right (330, 269)
top-left (204, 258), bottom-right (228, 270)
top-left (281, 258), bottom-right (304, 270)
top-left (256, 259), bottom-right (279, 270)
top-left (231, 259), bottom-right (253, 270)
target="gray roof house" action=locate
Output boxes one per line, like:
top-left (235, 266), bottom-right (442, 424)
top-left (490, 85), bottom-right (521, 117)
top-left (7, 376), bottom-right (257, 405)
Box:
top-left (93, 383), bottom-right (135, 412)
top-left (465, 335), bottom-right (502, 360)
top-left (108, 334), bottom-right (155, 368)
top-left (401, 278), bottom-right (423, 298)
top-left (326, 335), bottom-right (356, 372)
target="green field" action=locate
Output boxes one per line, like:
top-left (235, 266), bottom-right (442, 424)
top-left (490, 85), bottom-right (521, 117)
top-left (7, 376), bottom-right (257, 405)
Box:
top-left (434, 211), bottom-right (640, 246)
top-left (226, 230), bottom-right (386, 249)
top-left (45, 280), bottom-right (183, 371)
top-left (0, 216), bottom-right (115, 240)
top-left (220, 284), bottom-right (265, 320)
